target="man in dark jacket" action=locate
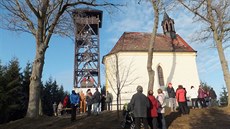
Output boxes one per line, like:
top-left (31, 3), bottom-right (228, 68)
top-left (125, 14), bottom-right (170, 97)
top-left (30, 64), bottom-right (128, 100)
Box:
top-left (167, 82), bottom-right (177, 112)
top-left (92, 88), bottom-right (101, 115)
top-left (130, 85), bottom-right (150, 129)
top-left (209, 88), bottom-right (217, 107)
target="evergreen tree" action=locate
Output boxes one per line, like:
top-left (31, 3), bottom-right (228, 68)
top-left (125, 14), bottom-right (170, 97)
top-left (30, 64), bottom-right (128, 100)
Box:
top-left (0, 60), bottom-right (7, 123)
top-left (41, 77), bottom-right (66, 116)
top-left (41, 78), bottom-right (53, 116)
top-left (220, 86), bottom-right (228, 106)
top-left (101, 85), bottom-right (106, 95)
top-left (21, 62), bottom-right (32, 116)
top-left (201, 81), bottom-right (212, 93)
top-left (0, 58), bottom-right (23, 123)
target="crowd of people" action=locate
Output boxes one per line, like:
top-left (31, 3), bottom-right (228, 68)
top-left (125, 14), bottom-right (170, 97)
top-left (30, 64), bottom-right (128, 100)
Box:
top-left (52, 88), bottom-right (114, 122)
top-left (51, 82), bottom-right (217, 127)
top-left (128, 83), bottom-right (217, 129)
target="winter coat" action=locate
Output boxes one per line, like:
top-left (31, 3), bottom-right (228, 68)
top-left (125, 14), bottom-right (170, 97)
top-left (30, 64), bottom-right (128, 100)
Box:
top-left (130, 92), bottom-right (150, 118)
top-left (105, 93), bottom-right (113, 103)
top-left (86, 93), bottom-right (93, 105)
top-left (70, 93), bottom-right (80, 105)
top-left (92, 90), bottom-right (101, 103)
top-left (157, 93), bottom-right (166, 113)
top-left (63, 96), bottom-right (69, 108)
top-left (198, 88), bottom-right (205, 98)
top-left (148, 95), bottom-right (158, 117)
top-left (58, 102), bottom-right (63, 110)
top-left (176, 88), bottom-right (186, 102)
top-left (80, 92), bottom-right (85, 101)
top-left (167, 87), bottom-right (176, 98)
top-left (187, 87), bottom-right (198, 99)
top-left (209, 89), bottom-right (217, 99)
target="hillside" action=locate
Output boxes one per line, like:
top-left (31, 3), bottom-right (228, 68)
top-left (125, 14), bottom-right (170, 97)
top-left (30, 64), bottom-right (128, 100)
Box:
top-left (0, 107), bottom-right (230, 129)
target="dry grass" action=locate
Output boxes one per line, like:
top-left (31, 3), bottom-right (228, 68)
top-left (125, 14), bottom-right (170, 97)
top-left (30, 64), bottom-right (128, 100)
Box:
top-left (0, 107), bottom-right (230, 129)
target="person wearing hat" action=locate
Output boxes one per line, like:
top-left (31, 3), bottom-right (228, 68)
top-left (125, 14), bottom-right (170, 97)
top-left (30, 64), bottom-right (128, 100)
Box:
top-left (130, 85), bottom-right (149, 129)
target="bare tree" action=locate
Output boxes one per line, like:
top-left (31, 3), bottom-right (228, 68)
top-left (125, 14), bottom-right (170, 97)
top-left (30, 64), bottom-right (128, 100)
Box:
top-left (146, 0), bottom-right (160, 92)
top-left (177, 0), bottom-right (230, 106)
top-left (105, 54), bottom-right (139, 118)
top-left (0, 0), bottom-right (121, 118)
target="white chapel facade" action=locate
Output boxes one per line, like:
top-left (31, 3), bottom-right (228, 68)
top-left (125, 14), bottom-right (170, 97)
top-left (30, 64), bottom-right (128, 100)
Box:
top-left (102, 13), bottom-right (200, 109)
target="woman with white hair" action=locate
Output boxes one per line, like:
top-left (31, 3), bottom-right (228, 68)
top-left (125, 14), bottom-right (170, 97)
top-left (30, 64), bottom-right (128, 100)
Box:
top-left (130, 85), bottom-right (150, 129)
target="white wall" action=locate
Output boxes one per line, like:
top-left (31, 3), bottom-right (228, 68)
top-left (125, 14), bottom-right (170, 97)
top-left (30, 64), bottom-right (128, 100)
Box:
top-left (104, 52), bottom-right (200, 110)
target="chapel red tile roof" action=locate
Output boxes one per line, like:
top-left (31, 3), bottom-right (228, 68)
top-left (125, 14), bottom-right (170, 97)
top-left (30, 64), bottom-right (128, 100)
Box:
top-left (106, 32), bottom-right (196, 56)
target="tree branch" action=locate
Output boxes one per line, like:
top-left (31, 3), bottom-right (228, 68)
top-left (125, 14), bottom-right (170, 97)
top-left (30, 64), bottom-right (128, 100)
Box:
top-left (15, 0), bottom-right (36, 35)
top-left (25, 0), bottom-right (40, 18)
top-left (178, 0), bottom-right (210, 23)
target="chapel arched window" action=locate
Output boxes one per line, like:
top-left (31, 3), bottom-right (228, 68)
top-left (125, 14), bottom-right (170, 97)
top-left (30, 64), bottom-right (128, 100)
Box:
top-left (157, 66), bottom-right (165, 86)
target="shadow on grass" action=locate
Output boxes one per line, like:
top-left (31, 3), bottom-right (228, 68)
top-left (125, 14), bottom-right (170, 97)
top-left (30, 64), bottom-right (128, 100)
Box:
top-left (165, 111), bottom-right (181, 128)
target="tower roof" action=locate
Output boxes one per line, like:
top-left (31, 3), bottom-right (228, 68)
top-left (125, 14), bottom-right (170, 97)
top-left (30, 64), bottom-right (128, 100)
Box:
top-left (161, 12), bottom-right (174, 26)
top-left (163, 12), bottom-right (170, 21)
top-left (72, 8), bottom-right (103, 27)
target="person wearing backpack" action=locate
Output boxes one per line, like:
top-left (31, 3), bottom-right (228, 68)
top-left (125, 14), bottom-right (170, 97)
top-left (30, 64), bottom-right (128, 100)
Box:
top-left (147, 90), bottom-right (159, 129)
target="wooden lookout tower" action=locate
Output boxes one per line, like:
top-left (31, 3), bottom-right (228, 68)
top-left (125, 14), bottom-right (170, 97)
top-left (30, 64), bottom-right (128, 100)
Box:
top-left (72, 8), bottom-right (102, 89)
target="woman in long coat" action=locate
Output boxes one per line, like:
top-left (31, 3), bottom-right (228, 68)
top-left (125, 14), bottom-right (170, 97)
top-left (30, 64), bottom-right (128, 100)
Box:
top-left (130, 85), bottom-right (150, 129)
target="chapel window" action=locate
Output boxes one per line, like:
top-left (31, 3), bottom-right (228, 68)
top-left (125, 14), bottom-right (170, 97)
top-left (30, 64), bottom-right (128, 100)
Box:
top-left (166, 23), bottom-right (169, 31)
top-left (157, 66), bottom-right (165, 86)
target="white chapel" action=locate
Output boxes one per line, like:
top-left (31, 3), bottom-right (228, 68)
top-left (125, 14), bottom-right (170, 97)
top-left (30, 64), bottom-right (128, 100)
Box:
top-left (102, 13), bottom-right (200, 109)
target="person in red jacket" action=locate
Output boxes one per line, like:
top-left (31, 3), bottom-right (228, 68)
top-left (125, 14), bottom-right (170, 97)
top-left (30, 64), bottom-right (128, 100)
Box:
top-left (176, 85), bottom-right (189, 115)
top-left (147, 90), bottom-right (159, 129)
top-left (63, 95), bottom-right (69, 108)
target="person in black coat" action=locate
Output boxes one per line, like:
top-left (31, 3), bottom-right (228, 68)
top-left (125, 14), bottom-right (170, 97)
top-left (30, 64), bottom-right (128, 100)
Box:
top-left (86, 89), bottom-right (93, 116)
top-left (130, 85), bottom-right (150, 129)
top-left (209, 88), bottom-right (217, 107)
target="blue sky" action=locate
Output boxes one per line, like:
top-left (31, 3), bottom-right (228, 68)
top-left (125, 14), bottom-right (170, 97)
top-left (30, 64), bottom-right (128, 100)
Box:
top-left (0, 1), bottom-right (229, 98)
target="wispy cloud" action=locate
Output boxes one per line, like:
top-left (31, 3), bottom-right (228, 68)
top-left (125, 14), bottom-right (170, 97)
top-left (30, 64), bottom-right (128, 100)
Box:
top-left (105, 1), bottom-right (154, 33)
top-left (102, 1), bottom-right (230, 92)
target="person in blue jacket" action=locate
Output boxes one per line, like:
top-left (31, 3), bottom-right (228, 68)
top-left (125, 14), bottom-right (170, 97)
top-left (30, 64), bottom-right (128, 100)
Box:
top-left (70, 90), bottom-right (80, 122)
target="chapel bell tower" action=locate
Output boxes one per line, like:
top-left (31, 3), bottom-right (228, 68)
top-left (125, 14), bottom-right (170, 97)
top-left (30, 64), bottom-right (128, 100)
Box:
top-left (161, 12), bottom-right (176, 39)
